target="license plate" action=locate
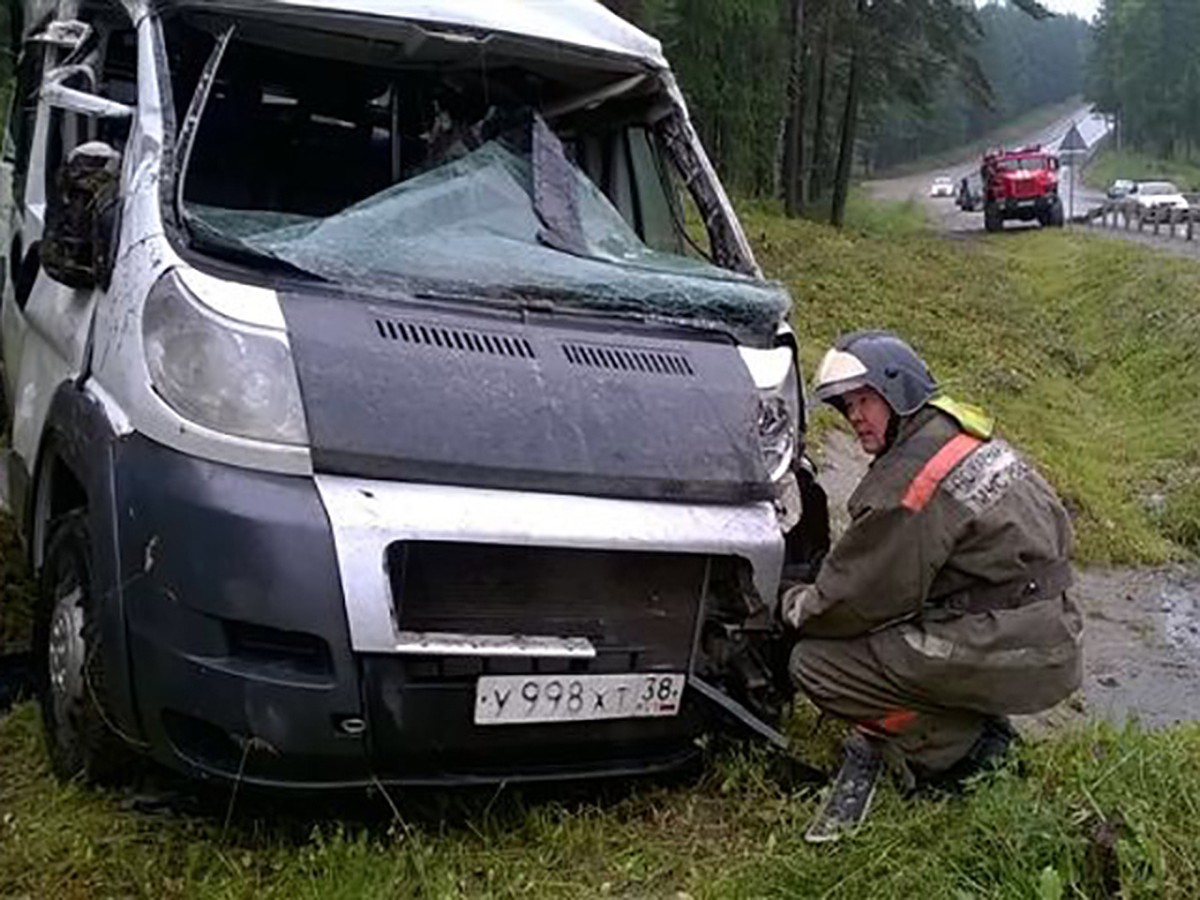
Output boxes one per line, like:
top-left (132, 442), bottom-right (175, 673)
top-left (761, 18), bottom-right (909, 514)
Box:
top-left (1017, 199), bottom-right (1035, 207)
top-left (474, 672), bottom-right (686, 725)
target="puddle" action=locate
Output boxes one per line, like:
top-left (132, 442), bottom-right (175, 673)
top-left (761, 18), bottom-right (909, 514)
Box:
top-left (1160, 578), bottom-right (1200, 654)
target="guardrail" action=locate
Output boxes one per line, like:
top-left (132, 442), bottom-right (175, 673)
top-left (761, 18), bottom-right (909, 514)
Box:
top-left (1084, 196), bottom-right (1200, 241)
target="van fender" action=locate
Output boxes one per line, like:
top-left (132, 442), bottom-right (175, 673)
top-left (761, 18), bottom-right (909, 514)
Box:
top-left (28, 379), bottom-right (143, 744)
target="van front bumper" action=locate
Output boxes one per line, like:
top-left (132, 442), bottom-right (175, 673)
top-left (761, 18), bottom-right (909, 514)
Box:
top-left (113, 436), bottom-right (784, 789)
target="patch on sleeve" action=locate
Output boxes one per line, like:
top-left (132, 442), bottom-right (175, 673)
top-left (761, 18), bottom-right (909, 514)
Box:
top-left (944, 439), bottom-right (1029, 514)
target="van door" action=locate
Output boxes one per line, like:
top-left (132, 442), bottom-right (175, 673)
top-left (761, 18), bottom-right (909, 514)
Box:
top-left (2, 6), bottom-right (136, 476)
top-left (0, 31), bottom-right (48, 424)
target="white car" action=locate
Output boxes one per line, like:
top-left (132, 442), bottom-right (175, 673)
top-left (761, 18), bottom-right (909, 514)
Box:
top-left (1129, 181), bottom-right (1190, 221)
top-left (929, 176), bottom-right (955, 198)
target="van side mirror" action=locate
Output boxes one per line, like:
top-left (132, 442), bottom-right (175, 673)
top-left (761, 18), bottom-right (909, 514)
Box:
top-left (41, 142), bottom-right (123, 290)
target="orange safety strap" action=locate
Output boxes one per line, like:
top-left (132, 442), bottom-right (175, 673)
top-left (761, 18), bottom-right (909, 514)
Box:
top-left (859, 709), bottom-right (920, 737)
top-left (901, 433), bottom-right (983, 513)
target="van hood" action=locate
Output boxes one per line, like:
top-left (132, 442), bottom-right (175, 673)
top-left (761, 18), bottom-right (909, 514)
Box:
top-left (279, 290), bottom-right (773, 503)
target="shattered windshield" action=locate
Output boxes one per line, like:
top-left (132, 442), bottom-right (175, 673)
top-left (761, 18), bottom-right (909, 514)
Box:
top-left (165, 19), bottom-right (789, 343)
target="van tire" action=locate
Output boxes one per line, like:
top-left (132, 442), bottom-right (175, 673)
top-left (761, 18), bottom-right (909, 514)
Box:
top-left (34, 510), bottom-right (134, 784)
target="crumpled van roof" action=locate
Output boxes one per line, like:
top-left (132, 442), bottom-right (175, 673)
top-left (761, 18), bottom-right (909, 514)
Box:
top-left (138, 0), bottom-right (668, 68)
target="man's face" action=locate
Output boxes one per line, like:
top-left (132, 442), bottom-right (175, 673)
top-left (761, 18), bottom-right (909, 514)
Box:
top-left (842, 386), bottom-right (893, 456)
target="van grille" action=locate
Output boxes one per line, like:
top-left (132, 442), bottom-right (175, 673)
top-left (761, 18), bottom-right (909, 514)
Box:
top-left (374, 318), bottom-right (535, 359)
top-left (387, 542), bottom-right (708, 673)
top-left (562, 342), bottom-right (694, 376)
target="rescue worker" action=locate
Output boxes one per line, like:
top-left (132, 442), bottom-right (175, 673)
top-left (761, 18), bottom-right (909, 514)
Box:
top-left (781, 330), bottom-right (1083, 842)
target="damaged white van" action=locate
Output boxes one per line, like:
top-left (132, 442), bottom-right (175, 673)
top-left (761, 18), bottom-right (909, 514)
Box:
top-left (0, 0), bottom-right (829, 788)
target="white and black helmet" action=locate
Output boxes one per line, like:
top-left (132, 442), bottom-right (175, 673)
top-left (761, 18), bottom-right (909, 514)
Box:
top-left (812, 330), bottom-right (938, 416)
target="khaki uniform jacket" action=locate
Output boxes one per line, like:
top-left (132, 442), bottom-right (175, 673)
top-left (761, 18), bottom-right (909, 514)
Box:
top-left (794, 406), bottom-right (1083, 714)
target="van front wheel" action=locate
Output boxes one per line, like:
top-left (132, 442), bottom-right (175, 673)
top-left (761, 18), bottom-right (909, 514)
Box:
top-left (34, 511), bottom-right (133, 784)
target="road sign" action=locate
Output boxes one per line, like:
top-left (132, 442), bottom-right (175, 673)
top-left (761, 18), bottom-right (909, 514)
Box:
top-left (1059, 123), bottom-right (1088, 153)
top-left (1057, 122), bottom-right (1089, 225)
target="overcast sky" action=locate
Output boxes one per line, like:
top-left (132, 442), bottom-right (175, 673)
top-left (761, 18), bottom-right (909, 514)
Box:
top-left (1034, 0), bottom-right (1099, 21)
top-left (982, 0), bottom-right (1099, 22)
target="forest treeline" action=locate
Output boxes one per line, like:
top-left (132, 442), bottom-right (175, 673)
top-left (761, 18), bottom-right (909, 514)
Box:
top-left (606, 0), bottom-right (1089, 224)
top-left (1089, 0), bottom-right (1200, 161)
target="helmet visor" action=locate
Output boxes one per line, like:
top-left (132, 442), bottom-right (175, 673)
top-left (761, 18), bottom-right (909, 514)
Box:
top-left (809, 347), bottom-right (870, 409)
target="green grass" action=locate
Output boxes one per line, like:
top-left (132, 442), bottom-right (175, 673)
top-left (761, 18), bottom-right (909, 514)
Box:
top-left (1, 702), bottom-right (1198, 898)
top-left (738, 187), bottom-right (929, 242)
top-left (1085, 148), bottom-right (1200, 194)
top-left (741, 206), bottom-right (1200, 563)
top-left (4, 201), bottom-right (1200, 896)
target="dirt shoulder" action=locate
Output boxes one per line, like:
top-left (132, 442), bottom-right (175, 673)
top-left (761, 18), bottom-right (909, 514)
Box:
top-left (813, 430), bottom-right (1200, 732)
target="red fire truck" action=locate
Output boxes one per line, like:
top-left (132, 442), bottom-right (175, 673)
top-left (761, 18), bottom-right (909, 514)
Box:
top-left (980, 145), bottom-right (1064, 232)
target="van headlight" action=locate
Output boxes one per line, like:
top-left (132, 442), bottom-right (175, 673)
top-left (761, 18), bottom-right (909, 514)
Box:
top-left (142, 271), bottom-right (309, 445)
top-left (758, 382), bottom-right (797, 482)
top-left (741, 344), bottom-right (800, 482)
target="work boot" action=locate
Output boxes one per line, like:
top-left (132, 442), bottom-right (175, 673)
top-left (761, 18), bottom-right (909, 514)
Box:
top-left (913, 715), bottom-right (1020, 795)
top-left (804, 730), bottom-right (882, 843)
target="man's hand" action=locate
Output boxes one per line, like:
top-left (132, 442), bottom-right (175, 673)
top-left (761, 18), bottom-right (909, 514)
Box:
top-left (778, 583), bottom-right (813, 631)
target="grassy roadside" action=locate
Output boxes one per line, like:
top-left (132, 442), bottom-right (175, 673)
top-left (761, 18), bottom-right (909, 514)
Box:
top-left (744, 204), bottom-right (1200, 563)
top-left (4, 202), bottom-right (1200, 897)
top-left (1084, 147), bottom-right (1200, 193)
top-left (1, 702), bottom-right (1199, 898)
